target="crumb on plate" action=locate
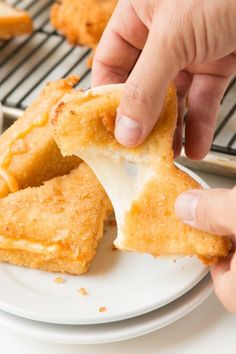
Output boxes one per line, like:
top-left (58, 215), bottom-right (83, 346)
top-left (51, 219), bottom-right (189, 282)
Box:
top-left (78, 287), bottom-right (88, 296)
top-left (54, 276), bottom-right (65, 284)
top-left (99, 306), bottom-right (107, 313)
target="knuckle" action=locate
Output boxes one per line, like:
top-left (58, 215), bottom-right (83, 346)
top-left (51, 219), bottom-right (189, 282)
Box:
top-left (123, 83), bottom-right (149, 106)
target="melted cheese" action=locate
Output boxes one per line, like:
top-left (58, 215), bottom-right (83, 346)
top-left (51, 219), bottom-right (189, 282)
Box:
top-left (78, 149), bottom-right (155, 247)
top-left (0, 112), bottom-right (48, 196)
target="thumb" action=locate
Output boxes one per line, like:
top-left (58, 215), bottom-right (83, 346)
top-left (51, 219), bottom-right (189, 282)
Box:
top-left (175, 188), bottom-right (236, 235)
top-left (115, 24), bottom-right (179, 147)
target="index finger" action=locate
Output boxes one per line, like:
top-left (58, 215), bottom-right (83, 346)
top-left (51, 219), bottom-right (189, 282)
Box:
top-left (92, 0), bottom-right (148, 86)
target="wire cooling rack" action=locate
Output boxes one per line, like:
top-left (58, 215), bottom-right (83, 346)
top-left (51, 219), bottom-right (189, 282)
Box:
top-left (1, 0), bottom-right (236, 176)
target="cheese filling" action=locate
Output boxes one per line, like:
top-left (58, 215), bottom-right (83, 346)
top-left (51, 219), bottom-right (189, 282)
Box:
top-left (0, 235), bottom-right (59, 254)
top-left (77, 151), bottom-right (155, 248)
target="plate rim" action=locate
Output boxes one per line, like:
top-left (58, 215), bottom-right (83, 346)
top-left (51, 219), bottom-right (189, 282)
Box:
top-left (0, 273), bottom-right (213, 344)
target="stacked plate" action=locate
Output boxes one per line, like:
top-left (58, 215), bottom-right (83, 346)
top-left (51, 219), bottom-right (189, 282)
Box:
top-left (0, 167), bottom-right (213, 344)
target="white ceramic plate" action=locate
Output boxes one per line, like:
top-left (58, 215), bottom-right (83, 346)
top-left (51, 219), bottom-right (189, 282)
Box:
top-left (0, 273), bottom-right (213, 344)
top-left (0, 166), bottom-right (208, 325)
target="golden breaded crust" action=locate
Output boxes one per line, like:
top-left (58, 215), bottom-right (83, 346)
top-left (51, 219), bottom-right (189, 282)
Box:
top-left (0, 250), bottom-right (88, 275)
top-left (50, 0), bottom-right (117, 47)
top-left (54, 85), bottom-right (177, 164)
top-left (123, 167), bottom-right (230, 264)
top-left (0, 1), bottom-right (33, 39)
top-left (0, 163), bottom-right (112, 274)
top-left (53, 85), bottom-right (231, 264)
top-left (0, 77), bottom-right (80, 198)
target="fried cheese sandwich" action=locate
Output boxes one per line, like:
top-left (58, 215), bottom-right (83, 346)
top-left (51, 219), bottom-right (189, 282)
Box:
top-left (0, 77), bottom-right (80, 198)
top-left (51, 0), bottom-right (117, 65)
top-left (0, 163), bottom-right (111, 274)
top-left (53, 84), bottom-right (231, 264)
top-left (0, 1), bottom-right (33, 39)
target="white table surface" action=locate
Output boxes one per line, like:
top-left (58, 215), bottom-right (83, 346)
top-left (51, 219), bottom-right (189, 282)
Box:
top-left (0, 170), bottom-right (235, 354)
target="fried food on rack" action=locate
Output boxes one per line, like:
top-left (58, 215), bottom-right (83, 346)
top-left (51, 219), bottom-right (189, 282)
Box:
top-left (50, 0), bottom-right (117, 48)
top-left (0, 77), bottom-right (80, 198)
top-left (0, 1), bottom-right (33, 39)
top-left (0, 163), bottom-right (112, 274)
top-left (53, 84), bottom-right (231, 265)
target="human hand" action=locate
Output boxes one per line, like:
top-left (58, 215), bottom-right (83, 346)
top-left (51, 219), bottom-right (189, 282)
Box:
top-left (175, 187), bottom-right (236, 312)
top-left (92, 0), bottom-right (236, 159)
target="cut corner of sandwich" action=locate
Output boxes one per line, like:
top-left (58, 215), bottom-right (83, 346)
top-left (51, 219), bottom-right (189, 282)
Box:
top-left (0, 1), bottom-right (33, 39)
top-left (0, 163), bottom-right (111, 275)
top-left (53, 83), bottom-right (231, 265)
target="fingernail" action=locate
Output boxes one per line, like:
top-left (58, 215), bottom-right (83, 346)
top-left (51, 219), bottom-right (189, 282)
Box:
top-left (175, 191), bottom-right (200, 224)
top-left (115, 115), bottom-right (142, 145)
